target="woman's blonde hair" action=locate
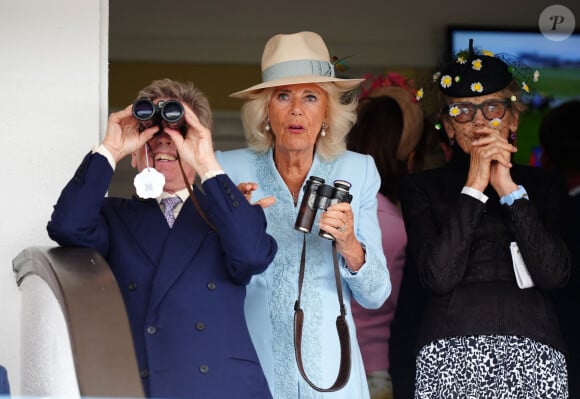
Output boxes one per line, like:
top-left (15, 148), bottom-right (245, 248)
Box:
top-left (239, 82), bottom-right (358, 161)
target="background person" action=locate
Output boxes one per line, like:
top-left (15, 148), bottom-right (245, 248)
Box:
top-left (215, 31), bottom-right (391, 398)
top-left (401, 42), bottom-right (571, 398)
top-left (47, 79), bottom-right (277, 398)
top-left (347, 74), bottom-right (427, 399)
top-left (539, 99), bottom-right (580, 398)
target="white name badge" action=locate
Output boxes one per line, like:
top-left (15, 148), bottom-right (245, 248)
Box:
top-left (134, 167), bottom-right (165, 199)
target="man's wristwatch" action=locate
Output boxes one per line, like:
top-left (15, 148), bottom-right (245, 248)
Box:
top-left (500, 185), bottom-right (529, 206)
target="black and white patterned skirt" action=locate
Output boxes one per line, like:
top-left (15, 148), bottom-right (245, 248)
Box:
top-left (415, 335), bottom-right (568, 398)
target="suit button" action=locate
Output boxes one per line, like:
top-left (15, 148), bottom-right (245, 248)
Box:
top-left (199, 365), bottom-right (209, 374)
top-left (207, 282), bottom-right (216, 290)
top-left (232, 200), bottom-right (239, 208)
top-left (196, 322), bottom-right (205, 331)
top-left (128, 282), bottom-right (137, 291)
top-left (140, 369), bottom-right (149, 378)
top-left (146, 326), bottom-right (156, 334)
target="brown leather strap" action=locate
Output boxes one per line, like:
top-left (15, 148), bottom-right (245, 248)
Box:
top-left (177, 156), bottom-right (216, 231)
top-left (293, 234), bottom-right (351, 392)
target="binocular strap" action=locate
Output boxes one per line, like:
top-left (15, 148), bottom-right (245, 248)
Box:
top-left (177, 156), bottom-right (216, 232)
top-left (293, 234), bottom-right (351, 392)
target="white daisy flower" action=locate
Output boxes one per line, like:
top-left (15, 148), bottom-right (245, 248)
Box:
top-left (471, 82), bottom-right (484, 93)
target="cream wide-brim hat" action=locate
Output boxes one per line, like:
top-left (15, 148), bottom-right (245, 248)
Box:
top-left (229, 31), bottom-right (364, 99)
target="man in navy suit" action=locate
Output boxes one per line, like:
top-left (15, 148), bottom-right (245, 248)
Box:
top-left (47, 79), bottom-right (277, 398)
top-left (0, 365), bottom-right (9, 395)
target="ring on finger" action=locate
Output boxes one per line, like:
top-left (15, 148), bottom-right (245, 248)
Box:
top-left (338, 222), bottom-right (347, 233)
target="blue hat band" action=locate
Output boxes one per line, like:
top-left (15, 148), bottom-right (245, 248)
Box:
top-left (262, 59), bottom-right (335, 82)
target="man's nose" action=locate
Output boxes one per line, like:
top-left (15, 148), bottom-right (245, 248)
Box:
top-left (154, 131), bottom-right (172, 144)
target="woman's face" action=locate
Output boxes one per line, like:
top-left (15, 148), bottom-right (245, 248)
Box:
top-left (442, 92), bottom-right (519, 154)
top-left (268, 83), bottom-right (328, 155)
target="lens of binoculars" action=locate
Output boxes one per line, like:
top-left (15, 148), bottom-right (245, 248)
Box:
top-left (132, 98), bottom-right (185, 123)
top-left (133, 98), bottom-right (156, 121)
top-left (160, 101), bottom-right (184, 122)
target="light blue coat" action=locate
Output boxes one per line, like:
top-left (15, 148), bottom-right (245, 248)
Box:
top-left (216, 148), bottom-right (391, 399)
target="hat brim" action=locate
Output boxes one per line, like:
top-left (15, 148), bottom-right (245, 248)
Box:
top-left (229, 75), bottom-right (364, 99)
top-left (365, 86), bottom-right (424, 161)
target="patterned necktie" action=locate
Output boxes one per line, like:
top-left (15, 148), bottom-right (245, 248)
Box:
top-left (161, 196), bottom-right (181, 228)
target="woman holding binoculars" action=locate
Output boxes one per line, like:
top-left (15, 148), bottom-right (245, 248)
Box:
top-left (216, 31), bottom-right (391, 399)
top-left (47, 78), bottom-right (278, 398)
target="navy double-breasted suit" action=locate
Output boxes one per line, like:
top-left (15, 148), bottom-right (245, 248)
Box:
top-left (47, 152), bottom-right (276, 398)
top-left (0, 365), bottom-right (9, 395)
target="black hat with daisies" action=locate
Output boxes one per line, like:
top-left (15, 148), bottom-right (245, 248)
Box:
top-left (411, 39), bottom-right (539, 125)
top-left (435, 39), bottom-right (516, 98)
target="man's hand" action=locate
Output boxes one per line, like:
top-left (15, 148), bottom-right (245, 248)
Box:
top-left (102, 104), bottom-right (158, 163)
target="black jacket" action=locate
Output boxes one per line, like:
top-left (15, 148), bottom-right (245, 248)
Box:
top-left (400, 147), bottom-right (571, 354)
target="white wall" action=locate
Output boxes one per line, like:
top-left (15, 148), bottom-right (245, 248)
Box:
top-left (0, 0), bottom-right (108, 393)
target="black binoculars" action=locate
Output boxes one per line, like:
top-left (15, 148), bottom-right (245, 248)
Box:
top-left (132, 97), bottom-right (186, 134)
top-left (295, 176), bottom-right (352, 240)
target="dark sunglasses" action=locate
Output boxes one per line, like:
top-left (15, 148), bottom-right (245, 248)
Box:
top-left (447, 99), bottom-right (510, 123)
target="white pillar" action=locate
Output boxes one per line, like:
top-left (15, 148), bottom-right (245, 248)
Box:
top-left (0, 0), bottom-right (108, 394)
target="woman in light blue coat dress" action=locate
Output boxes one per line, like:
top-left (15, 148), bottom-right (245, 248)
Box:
top-left (215, 31), bottom-right (391, 399)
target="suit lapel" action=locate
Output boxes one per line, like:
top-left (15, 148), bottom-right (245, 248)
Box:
top-left (115, 197), bottom-right (169, 267)
top-left (148, 196), bottom-right (212, 313)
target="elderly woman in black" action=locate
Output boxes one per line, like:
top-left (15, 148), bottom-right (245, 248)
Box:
top-left (401, 41), bottom-right (571, 398)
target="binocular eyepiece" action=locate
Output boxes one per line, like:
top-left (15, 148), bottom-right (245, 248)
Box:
top-left (294, 176), bottom-right (353, 240)
top-left (132, 97), bottom-right (186, 135)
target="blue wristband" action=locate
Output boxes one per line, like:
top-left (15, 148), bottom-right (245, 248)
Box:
top-left (500, 185), bottom-right (528, 206)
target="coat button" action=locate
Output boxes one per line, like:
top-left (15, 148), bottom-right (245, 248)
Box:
top-left (232, 200), bottom-right (239, 208)
top-left (199, 365), bottom-right (209, 374)
top-left (207, 282), bottom-right (216, 290)
top-left (146, 326), bottom-right (156, 334)
top-left (139, 369), bottom-right (149, 378)
top-left (128, 282), bottom-right (137, 291)
top-left (196, 322), bottom-right (205, 331)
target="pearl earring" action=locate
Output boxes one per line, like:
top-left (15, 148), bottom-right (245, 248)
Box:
top-left (320, 122), bottom-right (327, 137)
top-left (264, 117), bottom-right (271, 132)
